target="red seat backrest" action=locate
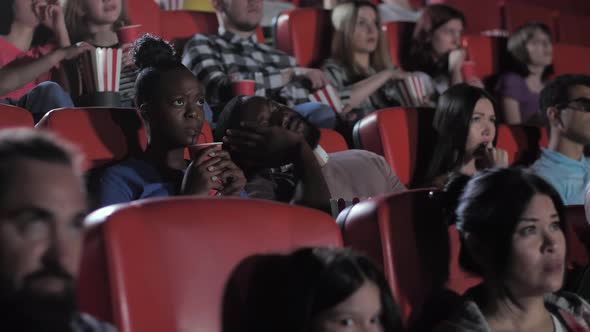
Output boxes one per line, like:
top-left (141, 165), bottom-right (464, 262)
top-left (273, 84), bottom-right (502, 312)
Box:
top-left (125, 0), bottom-right (161, 36)
top-left (274, 8), bottom-right (333, 67)
top-left (319, 128), bottom-right (348, 153)
top-left (79, 197), bottom-right (342, 331)
top-left (462, 34), bottom-right (495, 78)
top-left (0, 104), bottom-right (34, 129)
top-left (339, 189), bottom-right (481, 328)
top-left (382, 22), bottom-right (401, 66)
top-left (566, 205), bottom-right (590, 266)
top-left (496, 124), bottom-right (546, 166)
top-left (556, 13), bottom-right (590, 47)
top-left (552, 43), bottom-right (590, 76)
top-left (503, 1), bottom-right (556, 35)
top-left (353, 107), bottom-right (436, 187)
top-left (429, 0), bottom-right (502, 34)
top-left (36, 108), bottom-right (147, 171)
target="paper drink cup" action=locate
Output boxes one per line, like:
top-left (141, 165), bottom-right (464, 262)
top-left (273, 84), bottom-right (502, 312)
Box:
top-left (117, 25), bottom-right (142, 45)
top-left (231, 80), bottom-right (256, 96)
top-left (188, 142), bottom-right (223, 161)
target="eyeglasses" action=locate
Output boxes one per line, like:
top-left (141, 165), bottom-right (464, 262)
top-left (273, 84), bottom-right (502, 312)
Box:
top-left (556, 97), bottom-right (590, 113)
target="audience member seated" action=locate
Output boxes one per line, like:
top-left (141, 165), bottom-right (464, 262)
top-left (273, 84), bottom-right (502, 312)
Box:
top-left (437, 168), bottom-right (590, 331)
top-left (425, 84), bottom-right (508, 188)
top-left (0, 0), bottom-right (92, 122)
top-left (496, 23), bottom-right (553, 126)
top-left (285, 247), bottom-right (403, 332)
top-left (322, 0), bottom-right (406, 126)
top-left (64, 0), bottom-right (136, 107)
top-left (215, 96), bottom-right (406, 212)
top-left (402, 4), bottom-right (482, 101)
top-left (181, 0), bottom-right (337, 129)
top-left (0, 128), bottom-right (115, 332)
top-left (379, 0), bottom-right (421, 23)
top-left (530, 74), bottom-right (590, 205)
top-left (91, 35), bottom-right (245, 209)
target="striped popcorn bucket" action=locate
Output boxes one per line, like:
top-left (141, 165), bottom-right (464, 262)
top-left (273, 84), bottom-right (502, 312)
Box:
top-left (395, 75), bottom-right (428, 107)
top-left (158, 0), bottom-right (184, 10)
top-left (308, 85), bottom-right (345, 114)
top-left (80, 48), bottom-right (123, 93)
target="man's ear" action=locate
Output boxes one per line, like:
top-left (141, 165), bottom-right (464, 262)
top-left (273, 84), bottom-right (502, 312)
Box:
top-left (211, 0), bottom-right (224, 13)
top-left (546, 106), bottom-right (563, 129)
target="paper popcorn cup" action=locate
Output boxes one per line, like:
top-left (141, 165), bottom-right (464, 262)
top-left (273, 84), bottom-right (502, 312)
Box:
top-left (158, 0), bottom-right (184, 10)
top-left (308, 84), bottom-right (345, 113)
top-left (395, 75), bottom-right (428, 107)
top-left (80, 48), bottom-right (123, 93)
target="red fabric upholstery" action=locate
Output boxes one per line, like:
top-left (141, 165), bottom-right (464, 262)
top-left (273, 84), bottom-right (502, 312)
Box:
top-left (36, 108), bottom-right (147, 171)
top-left (0, 104), bottom-right (34, 129)
top-left (352, 107), bottom-right (436, 187)
top-left (80, 197), bottom-right (342, 331)
top-left (339, 189), bottom-right (481, 328)
top-left (556, 14), bottom-right (590, 46)
top-left (382, 22), bottom-right (401, 66)
top-left (496, 124), bottom-right (547, 166)
top-left (429, 0), bottom-right (501, 34)
top-left (462, 34), bottom-right (495, 78)
top-left (274, 8), bottom-right (333, 67)
top-left (125, 0), bottom-right (161, 37)
top-left (319, 128), bottom-right (348, 153)
top-left (566, 205), bottom-right (590, 267)
top-left (553, 44), bottom-right (590, 76)
top-left (503, 1), bottom-right (556, 35)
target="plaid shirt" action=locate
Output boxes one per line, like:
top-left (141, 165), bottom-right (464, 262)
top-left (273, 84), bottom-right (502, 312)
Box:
top-left (181, 28), bottom-right (311, 112)
top-left (72, 313), bottom-right (117, 332)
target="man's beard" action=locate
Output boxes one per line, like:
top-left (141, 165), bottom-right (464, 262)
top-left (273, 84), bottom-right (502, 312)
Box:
top-left (0, 265), bottom-right (77, 332)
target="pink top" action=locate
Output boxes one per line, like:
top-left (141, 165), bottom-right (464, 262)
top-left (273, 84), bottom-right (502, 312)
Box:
top-left (0, 37), bottom-right (56, 99)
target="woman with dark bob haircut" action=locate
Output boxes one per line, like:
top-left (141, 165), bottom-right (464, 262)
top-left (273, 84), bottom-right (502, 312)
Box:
top-left (425, 83), bottom-right (508, 188)
top-left (285, 247), bottom-right (403, 332)
top-left (437, 168), bottom-right (590, 331)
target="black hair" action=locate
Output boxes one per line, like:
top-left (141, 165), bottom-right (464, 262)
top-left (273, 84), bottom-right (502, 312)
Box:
top-left (539, 74), bottom-right (590, 136)
top-left (456, 168), bottom-right (567, 300)
top-left (0, 128), bottom-right (81, 202)
top-left (133, 34), bottom-right (185, 107)
top-left (285, 247), bottom-right (402, 332)
top-left (403, 4), bottom-right (466, 77)
top-left (0, 0), bottom-right (54, 46)
top-left (505, 23), bottom-right (554, 81)
top-left (425, 84), bottom-right (498, 185)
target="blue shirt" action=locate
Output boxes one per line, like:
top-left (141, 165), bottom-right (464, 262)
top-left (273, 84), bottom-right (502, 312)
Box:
top-left (530, 148), bottom-right (590, 205)
top-left (92, 157), bottom-right (247, 209)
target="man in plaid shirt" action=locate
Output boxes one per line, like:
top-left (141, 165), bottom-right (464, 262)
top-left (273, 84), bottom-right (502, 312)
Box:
top-left (181, 0), bottom-right (337, 128)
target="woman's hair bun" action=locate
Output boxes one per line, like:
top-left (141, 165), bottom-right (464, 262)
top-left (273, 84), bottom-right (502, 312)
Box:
top-left (132, 34), bottom-right (178, 70)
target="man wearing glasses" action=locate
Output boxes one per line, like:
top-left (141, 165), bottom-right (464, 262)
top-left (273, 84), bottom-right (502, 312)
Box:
top-left (531, 74), bottom-right (590, 205)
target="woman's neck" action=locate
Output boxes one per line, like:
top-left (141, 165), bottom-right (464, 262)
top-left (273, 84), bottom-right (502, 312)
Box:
top-left (459, 158), bottom-right (477, 176)
top-left (144, 141), bottom-right (187, 171)
top-left (481, 284), bottom-right (551, 332)
top-left (3, 22), bottom-right (35, 51)
top-left (353, 52), bottom-right (370, 72)
top-left (86, 22), bottom-right (118, 46)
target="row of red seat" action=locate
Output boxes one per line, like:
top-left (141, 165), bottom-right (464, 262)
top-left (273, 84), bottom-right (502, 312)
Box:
top-left (75, 189), bottom-right (590, 331)
top-left (0, 104), bottom-right (347, 171)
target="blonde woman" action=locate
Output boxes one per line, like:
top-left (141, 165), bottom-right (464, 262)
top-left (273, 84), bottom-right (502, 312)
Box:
top-left (497, 23), bottom-right (553, 125)
top-left (322, 0), bottom-right (407, 123)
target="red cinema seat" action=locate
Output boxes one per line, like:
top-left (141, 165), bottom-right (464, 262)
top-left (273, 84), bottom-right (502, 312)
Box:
top-left (338, 189), bottom-right (481, 329)
top-left (566, 205), bottom-right (590, 265)
top-left (36, 108), bottom-right (147, 171)
top-left (496, 124), bottom-right (547, 166)
top-left (503, 1), bottom-right (556, 35)
top-left (557, 14), bottom-right (590, 46)
top-left (462, 34), bottom-right (496, 79)
top-left (274, 8), bottom-right (333, 67)
top-left (79, 197), bottom-right (342, 332)
top-left (382, 22), bottom-right (402, 66)
top-left (0, 104), bottom-right (34, 129)
top-left (429, 0), bottom-right (502, 34)
top-left (552, 44), bottom-right (590, 76)
top-left (125, 0), bottom-right (161, 37)
top-left (319, 128), bottom-right (348, 153)
top-left (353, 107), bottom-right (437, 187)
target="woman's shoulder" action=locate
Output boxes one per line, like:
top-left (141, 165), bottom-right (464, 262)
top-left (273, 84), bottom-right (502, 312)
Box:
top-left (321, 58), bottom-right (345, 70)
top-left (434, 298), bottom-right (491, 332)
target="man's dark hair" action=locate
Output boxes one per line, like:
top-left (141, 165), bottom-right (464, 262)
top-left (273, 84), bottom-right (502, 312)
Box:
top-left (0, 128), bottom-right (80, 201)
top-left (540, 74), bottom-right (590, 113)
